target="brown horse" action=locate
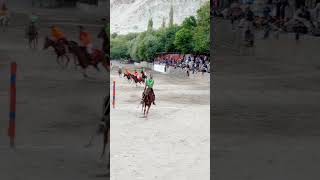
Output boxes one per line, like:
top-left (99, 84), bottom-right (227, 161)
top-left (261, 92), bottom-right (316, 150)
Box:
top-left (85, 95), bottom-right (110, 161)
top-left (123, 73), bottom-right (132, 81)
top-left (142, 89), bottom-right (154, 117)
top-left (43, 37), bottom-right (70, 67)
top-left (100, 95), bottom-right (110, 160)
top-left (131, 75), bottom-right (145, 86)
top-left (26, 23), bottom-right (38, 49)
top-left (66, 40), bottom-right (109, 77)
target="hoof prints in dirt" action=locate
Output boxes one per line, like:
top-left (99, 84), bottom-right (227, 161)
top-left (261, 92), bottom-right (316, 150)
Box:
top-left (47, 120), bottom-right (95, 131)
top-left (161, 95), bottom-right (209, 105)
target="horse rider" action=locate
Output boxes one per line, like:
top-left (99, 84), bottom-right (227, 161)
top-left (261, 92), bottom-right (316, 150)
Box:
top-left (99, 18), bottom-right (109, 55)
top-left (0, 3), bottom-right (8, 16)
top-left (141, 68), bottom-right (146, 80)
top-left (0, 3), bottom-right (8, 23)
top-left (26, 12), bottom-right (38, 36)
top-left (118, 68), bottom-right (122, 76)
top-left (30, 12), bottom-right (39, 24)
top-left (134, 70), bottom-right (139, 79)
top-left (78, 25), bottom-right (94, 61)
top-left (51, 25), bottom-right (67, 45)
top-left (142, 75), bottom-right (156, 105)
top-left (126, 69), bottom-right (130, 75)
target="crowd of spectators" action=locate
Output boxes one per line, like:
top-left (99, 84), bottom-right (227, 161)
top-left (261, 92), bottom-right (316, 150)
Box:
top-left (154, 53), bottom-right (210, 74)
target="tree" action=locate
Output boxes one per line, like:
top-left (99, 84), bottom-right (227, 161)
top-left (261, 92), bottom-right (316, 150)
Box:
top-left (110, 37), bottom-right (130, 59)
top-left (142, 34), bottom-right (159, 61)
top-left (169, 5), bottom-right (174, 27)
top-left (111, 32), bottom-right (118, 39)
top-left (193, 26), bottom-right (209, 54)
top-left (161, 17), bottom-right (166, 28)
top-left (174, 27), bottom-right (194, 54)
top-left (196, 1), bottom-right (210, 31)
top-left (147, 18), bottom-right (153, 32)
top-left (193, 1), bottom-right (210, 54)
top-left (182, 16), bottom-right (197, 29)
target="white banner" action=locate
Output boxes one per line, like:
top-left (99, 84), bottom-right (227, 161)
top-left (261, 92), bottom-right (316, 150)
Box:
top-left (153, 64), bottom-right (167, 73)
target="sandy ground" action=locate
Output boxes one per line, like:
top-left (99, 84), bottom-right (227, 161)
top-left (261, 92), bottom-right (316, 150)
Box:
top-left (213, 19), bottom-right (320, 180)
top-left (0, 8), bottom-right (109, 179)
top-left (110, 62), bottom-right (210, 180)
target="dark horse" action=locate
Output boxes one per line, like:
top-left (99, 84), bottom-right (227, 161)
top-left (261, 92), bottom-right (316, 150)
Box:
top-left (26, 23), bottom-right (38, 49)
top-left (130, 74), bottom-right (145, 86)
top-left (85, 95), bottom-right (110, 168)
top-left (118, 68), bottom-right (122, 77)
top-left (141, 88), bottom-right (154, 117)
top-left (123, 73), bottom-right (132, 81)
top-left (97, 27), bottom-right (109, 55)
top-left (43, 37), bottom-right (70, 67)
top-left (66, 40), bottom-right (109, 77)
top-left (100, 95), bottom-right (110, 160)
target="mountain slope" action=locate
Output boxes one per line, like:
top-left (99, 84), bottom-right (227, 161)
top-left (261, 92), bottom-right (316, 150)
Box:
top-left (111, 0), bottom-right (209, 34)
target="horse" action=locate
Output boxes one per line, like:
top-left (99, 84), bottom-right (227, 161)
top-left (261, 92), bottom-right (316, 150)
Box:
top-left (141, 89), bottom-right (154, 117)
top-left (118, 68), bottom-right (122, 77)
top-left (85, 94), bottom-right (110, 168)
top-left (0, 12), bottom-right (9, 31)
top-left (123, 73), bottom-right (132, 81)
top-left (131, 75), bottom-right (144, 86)
top-left (26, 23), bottom-right (38, 49)
top-left (228, 6), bottom-right (243, 29)
top-left (66, 40), bottom-right (109, 76)
top-left (100, 95), bottom-right (110, 160)
top-left (97, 27), bottom-right (109, 55)
top-left (43, 37), bottom-right (70, 67)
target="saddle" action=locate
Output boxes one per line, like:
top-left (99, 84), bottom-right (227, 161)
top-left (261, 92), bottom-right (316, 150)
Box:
top-left (143, 88), bottom-right (154, 103)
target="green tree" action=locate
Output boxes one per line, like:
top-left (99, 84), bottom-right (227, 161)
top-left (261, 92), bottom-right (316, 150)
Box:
top-left (174, 27), bottom-right (194, 54)
top-left (182, 16), bottom-right (197, 29)
top-left (161, 17), bottom-right (166, 28)
top-left (194, 1), bottom-right (210, 54)
top-left (142, 34), bottom-right (159, 61)
top-left (163, 25), bottom-right (180, 52)
top-left (193, 26), bottom-right (209, 54)
top-left (169, 5), bottom-right (174, 27)
top-left (110, 37), bottom-right (130, 59)
top-left (147, 18), bottom-right (153, 32)
top-left (111, 32), bottom-right (118, 39)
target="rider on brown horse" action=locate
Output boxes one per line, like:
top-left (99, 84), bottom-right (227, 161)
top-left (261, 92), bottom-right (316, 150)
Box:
top-left (142, 75), bottom-right (156, 105)
top-left (78, 26), bottom-right (95, 63)
top-left (141, 68), bottom-right (147, 80)
top-left (51, 25), bottom-right (68, 49)
top-left (134, 70), bottom-right (139, 79)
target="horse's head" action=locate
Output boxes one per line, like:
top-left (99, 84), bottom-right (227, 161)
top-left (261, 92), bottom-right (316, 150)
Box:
top-left (43, 36), bottom-right (53, 50)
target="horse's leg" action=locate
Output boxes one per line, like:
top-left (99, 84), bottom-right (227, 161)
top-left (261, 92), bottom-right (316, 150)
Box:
top-left (142, 102), bottom-right (144, 112)
top-left (56, 56), bottom-right (61, 66)
top-left (35, 36), bottom-right (38, 49)
top-left (146, 105), bottom-right (150, 117)
top-left (82, 68), bottom-right (88, 78)
top-left (94, 64), bottom-right (100, 72)
top-left (65, 55), bottom-right (70, 67)
top-left (100, 129), bottom-right (108, 159)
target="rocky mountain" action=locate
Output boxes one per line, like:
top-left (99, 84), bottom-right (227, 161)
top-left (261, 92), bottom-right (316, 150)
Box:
top-left (111, 0), bottom-right (209, 34)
